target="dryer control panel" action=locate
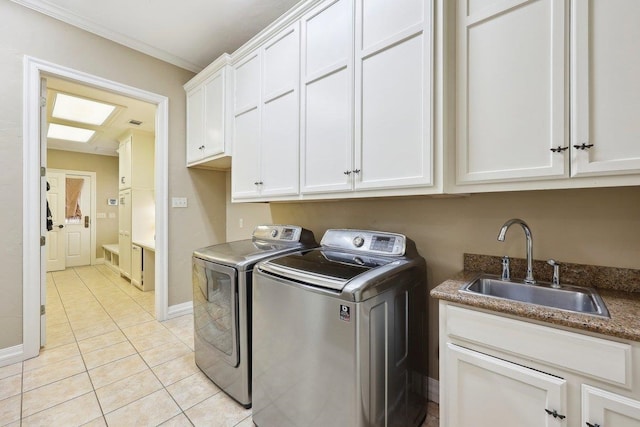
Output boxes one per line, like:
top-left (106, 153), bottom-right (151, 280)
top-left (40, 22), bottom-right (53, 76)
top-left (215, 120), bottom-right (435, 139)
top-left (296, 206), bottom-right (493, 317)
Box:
top-left (253, 225), bottom-right (302, 242)
top-left (320, 229), bottom-right (406, 256)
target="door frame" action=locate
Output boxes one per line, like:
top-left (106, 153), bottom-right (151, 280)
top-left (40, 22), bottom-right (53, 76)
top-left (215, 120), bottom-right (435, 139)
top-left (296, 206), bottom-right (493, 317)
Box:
top-left (23, 56), bottom-right (170, 361)
top-left (48, 169), bottom-right (97, 267)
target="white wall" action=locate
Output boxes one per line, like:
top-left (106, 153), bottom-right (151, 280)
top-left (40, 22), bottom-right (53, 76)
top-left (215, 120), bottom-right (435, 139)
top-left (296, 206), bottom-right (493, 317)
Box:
top-left (0, 1), bottom-right (227, 349)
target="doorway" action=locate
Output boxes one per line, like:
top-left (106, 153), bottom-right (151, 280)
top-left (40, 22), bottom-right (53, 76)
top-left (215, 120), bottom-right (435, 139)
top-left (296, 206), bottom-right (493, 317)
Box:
top-left (46, 170), bottom-right (97, 272)
top-left (22, 56), bottom-right (170, 362)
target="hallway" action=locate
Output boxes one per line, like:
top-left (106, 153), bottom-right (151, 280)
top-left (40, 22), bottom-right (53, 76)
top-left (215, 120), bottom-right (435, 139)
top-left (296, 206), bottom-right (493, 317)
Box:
top-left (0, 265), bottom-right (250, 426)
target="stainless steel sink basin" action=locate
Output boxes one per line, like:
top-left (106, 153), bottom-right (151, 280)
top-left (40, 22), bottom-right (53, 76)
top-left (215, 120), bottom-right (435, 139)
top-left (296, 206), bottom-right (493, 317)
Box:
top-left (461, 275), bottom-right (610, 317)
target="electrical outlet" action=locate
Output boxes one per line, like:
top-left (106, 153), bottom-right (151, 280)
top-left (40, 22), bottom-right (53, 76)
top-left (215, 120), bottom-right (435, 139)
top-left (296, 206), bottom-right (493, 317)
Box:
top-left (239, 218), bottom-right (244, 228)
top-left (172, 197), bottom-right (188, 208)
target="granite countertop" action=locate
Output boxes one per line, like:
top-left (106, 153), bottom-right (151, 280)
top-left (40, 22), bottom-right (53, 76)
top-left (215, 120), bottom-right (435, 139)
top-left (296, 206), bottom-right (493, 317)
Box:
top-left (430, 254), bottom-right (640, 342)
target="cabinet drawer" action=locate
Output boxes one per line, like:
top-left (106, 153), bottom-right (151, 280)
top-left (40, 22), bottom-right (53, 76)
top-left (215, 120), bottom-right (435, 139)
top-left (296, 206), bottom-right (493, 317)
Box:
top-left (445, 305), bottom-right (632, 387)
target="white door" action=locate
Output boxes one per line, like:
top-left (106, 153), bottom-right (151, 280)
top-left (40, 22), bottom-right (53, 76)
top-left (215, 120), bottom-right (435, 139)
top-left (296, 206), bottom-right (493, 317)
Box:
top-left (300, 0), bottom-right (354, 194)
top-left (260, 23), bottom-right (300, 198)
top-left (444, 343), bottom-right (567, 427)
top-left (571, 0), bottom-right (640, 177)
top-left (355, 0), bottom-right (433, 190)
top-left (582, 385), bottom-right (640, 427)
top-left (46, 171), bottom-right (66, 272)
top-left (456, 0), bottom-right (567, 183)
top-left (64, 174), bottom-right (91, 267)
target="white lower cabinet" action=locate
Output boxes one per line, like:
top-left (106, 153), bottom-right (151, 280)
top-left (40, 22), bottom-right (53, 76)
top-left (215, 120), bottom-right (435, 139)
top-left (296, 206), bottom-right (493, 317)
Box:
top-left (582, 385), bottom-right (640, 427)
top-left (445, 343), bottom-right (566, 427)
top-left (440, 302), bottom-right (640, 427)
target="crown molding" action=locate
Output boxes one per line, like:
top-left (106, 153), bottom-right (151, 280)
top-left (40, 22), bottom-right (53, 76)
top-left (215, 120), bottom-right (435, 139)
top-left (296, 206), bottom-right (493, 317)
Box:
top-left (10, 0), bottom-right (203, 72)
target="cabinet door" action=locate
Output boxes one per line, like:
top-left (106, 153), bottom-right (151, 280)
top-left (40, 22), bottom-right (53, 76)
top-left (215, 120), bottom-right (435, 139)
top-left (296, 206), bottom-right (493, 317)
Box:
top-left (186, 85), bottom-right (205, 164)
top-left (300, 0), bottom-right (354, 194)
top-left (582, 385), bottom-right (640, 427)
top-left (131, 244), bottom-right (142, 287)
top-left (232, 53), bottom-right (262, 199)
top-left (118, 137), bottom-right (132, 190)
top-left (355, 0), bottom-right (433, 190)
top-left (456, 0), bottom-right (567, 183)
top-left (571, 0), bottom-right (640, 177)
top-left (444, 343), bottom-right (567, 427)
top-left (202, 69), bottom-right (226, 158)
top-left (260, 23), bottom-right (300, 197)
top-left (118, 190), bottom-right (132, 278)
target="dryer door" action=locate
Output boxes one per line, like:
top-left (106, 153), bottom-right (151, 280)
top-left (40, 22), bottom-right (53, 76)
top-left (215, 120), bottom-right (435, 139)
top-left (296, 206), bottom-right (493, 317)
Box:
top-left (192, 257), bottom-right (239, 367)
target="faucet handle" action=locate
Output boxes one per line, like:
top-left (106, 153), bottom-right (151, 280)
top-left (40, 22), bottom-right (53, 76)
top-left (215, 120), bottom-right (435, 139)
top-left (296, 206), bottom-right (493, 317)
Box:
top-left (501, 256), bottom-right (510, 281)
top-left (547, 259), bottom-right (561, 287)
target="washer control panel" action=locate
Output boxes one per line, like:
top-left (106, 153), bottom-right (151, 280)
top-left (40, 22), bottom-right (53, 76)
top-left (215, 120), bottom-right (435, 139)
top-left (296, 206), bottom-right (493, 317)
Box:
top-left (321, 229), bottom-right (406, 256)
top-left (253, 225), bottom-right (302, 242)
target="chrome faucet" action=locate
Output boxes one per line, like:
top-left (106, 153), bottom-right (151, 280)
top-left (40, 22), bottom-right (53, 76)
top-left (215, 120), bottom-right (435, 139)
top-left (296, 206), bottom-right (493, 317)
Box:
top-left (497, 218), bottom-right (535, 284)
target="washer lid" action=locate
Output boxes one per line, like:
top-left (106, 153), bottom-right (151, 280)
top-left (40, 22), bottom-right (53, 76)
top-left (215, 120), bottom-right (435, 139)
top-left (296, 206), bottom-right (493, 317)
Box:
top-left (193, 239), bottom-right (311, 270)
top-left (260, 249), bottom-right (396, 291)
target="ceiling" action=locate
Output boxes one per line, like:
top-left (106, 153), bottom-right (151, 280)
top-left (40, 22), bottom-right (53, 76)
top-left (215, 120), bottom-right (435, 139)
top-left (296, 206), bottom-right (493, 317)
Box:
top-left (11, 0), bottom-right (302, 72)
top-left (46, 76), bottom-right (156, 156)
top-left (18, 0), bottom-right (301, 156)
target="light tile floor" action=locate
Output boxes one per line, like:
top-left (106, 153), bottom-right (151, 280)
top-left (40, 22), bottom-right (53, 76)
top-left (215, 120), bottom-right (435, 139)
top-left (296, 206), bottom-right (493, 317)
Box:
top-left (0, 265), bottom-right (439, 426)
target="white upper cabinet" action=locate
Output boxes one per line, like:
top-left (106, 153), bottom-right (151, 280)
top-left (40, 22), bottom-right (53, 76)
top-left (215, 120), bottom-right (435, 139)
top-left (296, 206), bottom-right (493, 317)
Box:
top-left (232, 23), bottom-right (301, 200)
top-left (456, 0), bottom-right (567, 184)
top-left (118, 131), bottom-right (154, 191)
top-left (185, 55), bottom-right (233, 169)
top-left (232, 52), bottom-right (262, 199)
top-left (355, 0), bottom-right (433, 190)
top-left (571, 0), bottom-right (640, 177)
top-left (300, 0), bottom-right (354, 194)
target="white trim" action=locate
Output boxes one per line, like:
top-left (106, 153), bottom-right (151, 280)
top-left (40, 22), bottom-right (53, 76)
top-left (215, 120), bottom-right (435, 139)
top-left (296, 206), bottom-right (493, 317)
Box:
top-left (0, 344), bottom-right (25, 367)
top-left (10, 0), bottom-right (201, 72)
top-left (427, 377), bottom-right (439, 404)
top-left (95, 257), bottom-right (105, 264)
top-left (23, 56), bottom-right (170, 365)
top-left (167, 301), bottom-right (193, 319)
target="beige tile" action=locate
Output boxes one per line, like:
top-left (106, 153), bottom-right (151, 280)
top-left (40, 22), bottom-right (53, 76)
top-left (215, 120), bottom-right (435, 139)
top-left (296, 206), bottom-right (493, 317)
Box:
top-left (88, 354), bottom-right (148, 389)
top-left (166, 372), bottom-right (221, 410)
top-left (234, 416), bottom-right (254, 427)
top-left (22, 372), bottom-right (93, 417)
top-left (104, 389), bottom-right (181, 426)
top-left (23, 355), bottom-right (86, 392)
top-left (23, 342), bottom-right (80, 372)
top-left (81, 416), bottom-right (107, 426)
top-left (21, 391), bottom-right (102, 427)
top-left (82, 341), bottom-right (137, 370)
top-left (113, 310), bottom-right (155, 328)
top-left (72, 322), bottom-right (119, 341)
top-left (77, 330), bottom-right (126, 354)
top-left (95, 369), bottom-right (162, 414)
top-left (128, 328), bottom-right (180, 353)
top-left (0, 374), bottom-right (22, 401)
top-left (185, 392), bottom-right (251, 427)
top-left (158, 413), bottom-right (194, 427)
top-left (140, 340), bottom-right (192, 367)
top-left (0, 395), bottom-right (21, 426)
top-left (152, 353), bottom-right (201, 386)
top-left (122, 320), bottom-right (168, 340)
top-left (0, 362), bottom-right (22, 380)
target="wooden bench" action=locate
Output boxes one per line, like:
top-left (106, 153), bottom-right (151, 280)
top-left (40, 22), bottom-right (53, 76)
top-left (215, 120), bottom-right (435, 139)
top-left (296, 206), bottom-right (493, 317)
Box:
top-left (102, 244), bottom-right (120, 273)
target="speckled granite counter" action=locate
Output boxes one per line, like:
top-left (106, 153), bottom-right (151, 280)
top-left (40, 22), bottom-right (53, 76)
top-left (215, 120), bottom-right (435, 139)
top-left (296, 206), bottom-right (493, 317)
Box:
top-left (431, 254), bottom-right (640, 342)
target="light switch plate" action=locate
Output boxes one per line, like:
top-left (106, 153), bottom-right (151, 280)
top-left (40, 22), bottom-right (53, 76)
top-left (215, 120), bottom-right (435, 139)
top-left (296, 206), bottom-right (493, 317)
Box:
top-left (172, 197), bottom-right (188, 208)
top-left (96, 212), bottom-right (106, 219)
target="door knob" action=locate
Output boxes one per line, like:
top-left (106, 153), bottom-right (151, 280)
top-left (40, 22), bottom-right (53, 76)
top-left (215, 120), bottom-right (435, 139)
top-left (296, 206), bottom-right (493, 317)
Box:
top-left (57, 224), bottom-right (64, 229)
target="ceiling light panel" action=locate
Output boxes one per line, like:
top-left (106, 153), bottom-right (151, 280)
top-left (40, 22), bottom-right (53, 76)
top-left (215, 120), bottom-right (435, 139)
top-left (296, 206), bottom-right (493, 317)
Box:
top-left (47, 123), bottom-right (95, 143)
top-left (52, 93), bottom-right (116, 125)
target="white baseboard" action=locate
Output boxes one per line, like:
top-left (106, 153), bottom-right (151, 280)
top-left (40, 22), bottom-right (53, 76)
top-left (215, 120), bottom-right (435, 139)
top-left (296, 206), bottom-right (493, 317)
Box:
top-left (167, 301), bottom-right (193, 319)
top-left (426, 377), bottom-right (439, 403)
top-left (94, 257), bottom-right (105, 265)
top-left (0, 344), bottom-right (25, 368)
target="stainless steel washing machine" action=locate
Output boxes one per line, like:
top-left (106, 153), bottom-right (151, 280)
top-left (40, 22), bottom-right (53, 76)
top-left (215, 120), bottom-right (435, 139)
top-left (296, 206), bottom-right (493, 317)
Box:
top-left (192, 225), bottom-right (317, 408)
top-left (252, 229), bottom-right (428, 427)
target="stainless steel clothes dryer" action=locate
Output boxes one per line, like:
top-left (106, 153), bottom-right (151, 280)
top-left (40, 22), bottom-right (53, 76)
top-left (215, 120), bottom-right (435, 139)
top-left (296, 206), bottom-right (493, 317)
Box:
top-left (192, 225), bottom-right (317, 408)
top-left (252, 229), bottom-right (428, 427)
